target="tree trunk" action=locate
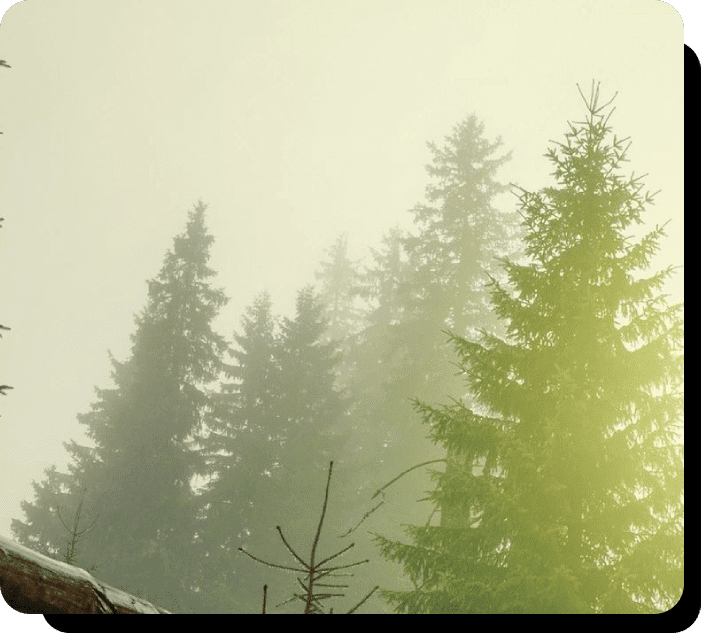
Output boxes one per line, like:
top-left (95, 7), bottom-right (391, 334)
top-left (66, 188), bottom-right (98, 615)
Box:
top-left (0, 535), bottom-right (170, 614)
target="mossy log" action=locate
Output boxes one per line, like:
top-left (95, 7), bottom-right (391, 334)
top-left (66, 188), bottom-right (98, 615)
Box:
top-left (0, 534), bottom-right (170, 614)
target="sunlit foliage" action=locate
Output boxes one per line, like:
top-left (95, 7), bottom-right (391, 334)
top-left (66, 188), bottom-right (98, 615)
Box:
top-left (375, 83), bottom-right (683, 613)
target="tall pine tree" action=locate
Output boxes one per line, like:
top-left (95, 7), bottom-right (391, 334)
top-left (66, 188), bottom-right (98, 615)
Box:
top-left (195, 286), bottom-right (349, 613)
top-left (273, 285), bottom-right (349, 520)
top-left (336, 117), bottom-right (517, 611)
top-left (375, 83), bottom-right (683, 613)
top-left (194, 290), bottom-right (282, 613)
top-left (314, 233), bottom-right (365, 392)
top-left (13, 201), bottom-right (229, 613)
top-left (348, 115), bottom-right (516, 494)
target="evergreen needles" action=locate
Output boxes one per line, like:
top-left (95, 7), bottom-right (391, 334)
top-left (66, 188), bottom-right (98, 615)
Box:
top-left (375, 82), bottom-right (683, 613)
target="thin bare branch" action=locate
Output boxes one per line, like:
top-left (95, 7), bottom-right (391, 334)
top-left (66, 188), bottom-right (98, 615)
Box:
top-left (276, 525), bottom-right (311, 570)
top-left (241, 459), bottom-right (374, 613)
top-left (316, 558), bottom-right (370, 574)
top-left (296, 577), bottom-right (311, 594)
top-left (339, 501), bottom-right (384, 537)
top-left (237, 547), bottom-right (306, 573)
top-left (56, 507), bottom-right (71, 533)
top-left (310, 460), bottom-right (333, 570)
top-left (346, 586), bottom-right (380, 614)
top-left (372, 459), bottom-right (446, 499)
top-left (316, 541), bottom-right (355, 567)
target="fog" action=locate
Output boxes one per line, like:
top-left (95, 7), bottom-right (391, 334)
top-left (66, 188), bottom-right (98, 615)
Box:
top-left (0, 0), bottom-right (686, 614)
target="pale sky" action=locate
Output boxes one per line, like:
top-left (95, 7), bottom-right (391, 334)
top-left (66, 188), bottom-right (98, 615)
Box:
top-left (0, 0), bottom-right (687, 547)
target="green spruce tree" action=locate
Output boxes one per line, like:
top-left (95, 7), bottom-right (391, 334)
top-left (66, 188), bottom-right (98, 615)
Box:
top-left (13, 201), bottom-right (229, 613)
top-left (194, 290), bottom-right (282, 613)
top-left (274, 285), bottom-right (349, 501)
top-left (375, 83), bottom-right (683, 614)
top-left (196, 286), bottom-right (349, 613)
top-left (348, 115), bottom-right (516, 495)
top-left (12, 465), bottom-right (90, 561)
top-left (336, 117), bottom-right (517, 611)
top-left (265, 286), bottom-right (350, 612)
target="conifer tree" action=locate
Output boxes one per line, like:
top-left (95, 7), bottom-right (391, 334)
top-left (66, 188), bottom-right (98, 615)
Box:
top-left (274, 285), bottom-right (349, 496)
top-left (337, 118), bottom-right (517, 611)
top-left (346, 117), bottom-right (514, 512)
top-left (196, 286), bottom-right (349, 613)
top-left (194, 291), bottom-right (282, 613)
top-left (261, 286), bottom-right (350, 611)
top-left (315, 233), bottom-right (365, 345)
top-left (347, 117), bottom-right (516, 490)
top-left (13, 201), bottom-right (229, 613)
top-left (402, 114), bottom-right (515, 345)
top-left (344, 226), bottom-right (411, 469)
top-left (12, 465), bottom-right (85, 561)
top-left (375, 83), bottom-right (683, 614)
top-left (315, 233), bottom-right (365, 392)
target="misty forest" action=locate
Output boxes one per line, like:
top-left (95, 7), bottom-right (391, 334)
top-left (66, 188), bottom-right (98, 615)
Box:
top-left (5, 83), bottom-right (683, 614)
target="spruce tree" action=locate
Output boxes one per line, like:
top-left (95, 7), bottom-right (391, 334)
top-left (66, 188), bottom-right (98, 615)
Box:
top-left (375, 83), bottom-right (683, 614)
top-left (194, 290), bottom-right (282, 613)
top-left (268, 286), bottom-right (350, 611)
top-left (336, 118), bottom-right (517, 611)
top-left (196, 286), bottom-right (349, 613)
top-left (314, 233), bottom-right (365, 392)
top-left (342, 227), bottom-right (411, 489)
top-left (274, 285), bottom-right (349, 494)
top-left (314, 233), bottom-right (365, 346)
top-left (12, 465), bottom-right (91, 562)
top-left (347, 116), bottom-right (516, 494)
top-left (13, 201), bottom-right (229, 613)
top-left (402, 114), bottom-right (515, 345)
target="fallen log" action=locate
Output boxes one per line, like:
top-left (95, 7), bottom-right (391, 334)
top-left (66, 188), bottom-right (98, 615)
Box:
top-left (0, 534), bottom-right (170, 614)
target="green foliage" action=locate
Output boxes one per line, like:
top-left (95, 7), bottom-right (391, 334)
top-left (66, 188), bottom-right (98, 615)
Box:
top-left (346, 113), bottom-right (517, 483)
top-left (9, 81), bottom-right (681, 614)
top-left (314, 233), bottom-right (368, 395)
top-left (403, 114), bottom-right (516, 338)
top-left (326, 114), bottom-right (518, 611)
top-left (375, 83), bottom-right (683, 613)
top-left (13, 201), bottom-right (229, 613)
top-left (195, 285), bottom-right (349, 612)
top-left (12, 465), bottom-right (81, 561)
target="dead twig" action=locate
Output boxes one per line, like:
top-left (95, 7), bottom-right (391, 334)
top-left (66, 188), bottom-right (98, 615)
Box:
top-left (238, 461), bottom-right (377, 613)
